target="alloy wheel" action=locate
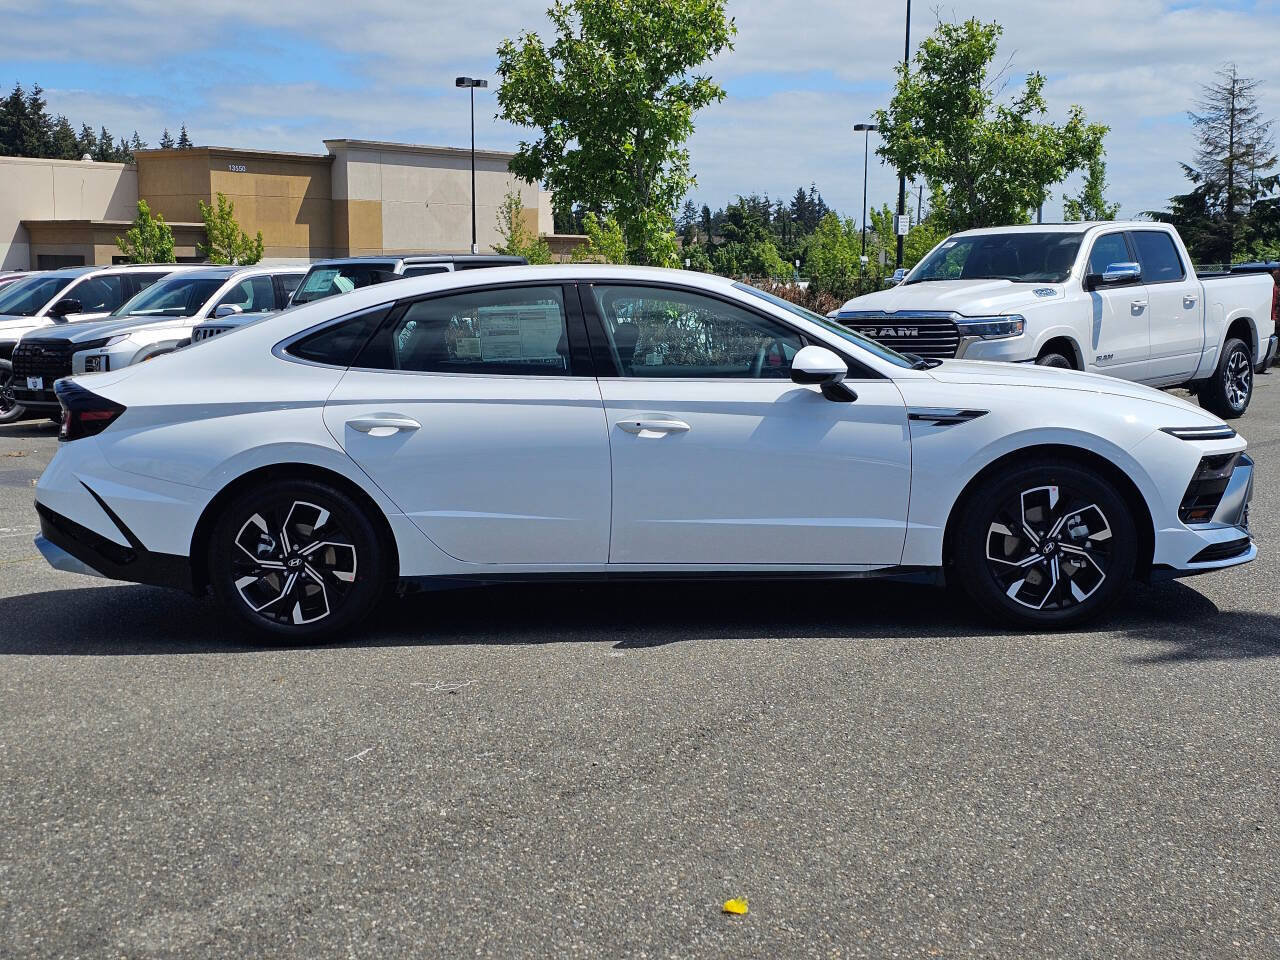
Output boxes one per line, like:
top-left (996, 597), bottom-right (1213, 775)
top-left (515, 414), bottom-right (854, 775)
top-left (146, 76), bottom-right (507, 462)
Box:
top-left (231, 499), bottom-right (358, 626)
top-left (1224, 347), bottom-right (1252, 409)
top-left (984, 484), bottom-right (1114, 611)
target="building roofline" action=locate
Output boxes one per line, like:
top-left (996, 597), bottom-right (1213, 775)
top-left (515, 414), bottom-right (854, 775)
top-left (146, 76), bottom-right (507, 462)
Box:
top-left (0, 155), bottom-right (133, 170)
top-left (323, 138), bottom-right (518, 163)
top-left (21, 218), bottom-right (205, 228)
top-left (134, 146), bottom-right (332, 162)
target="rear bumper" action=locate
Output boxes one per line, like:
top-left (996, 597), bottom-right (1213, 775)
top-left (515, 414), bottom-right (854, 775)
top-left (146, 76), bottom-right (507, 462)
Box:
top-left (35, 501), bottom-right (193, 592)
top-left (1259, 334), bottom-right (1278, 372)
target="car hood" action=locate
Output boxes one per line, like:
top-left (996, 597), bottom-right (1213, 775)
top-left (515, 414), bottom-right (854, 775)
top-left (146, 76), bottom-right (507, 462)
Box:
top-left (927, 359), bottom-right (1217, 420)
top-left (837, 279), bottom-right (1064, 316)
top-left (22, 315), bottom-right (183, 343)
top-left (0, 315), bottom-right (49, 340)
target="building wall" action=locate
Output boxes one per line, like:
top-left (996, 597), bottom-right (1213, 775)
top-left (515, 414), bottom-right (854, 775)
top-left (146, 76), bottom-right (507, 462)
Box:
top-left (326, 140), bottom-right (547, 256)
top-left (139, 147), bottom-right (333, 261)
top-left (0, 156), bottom-right (138, 269)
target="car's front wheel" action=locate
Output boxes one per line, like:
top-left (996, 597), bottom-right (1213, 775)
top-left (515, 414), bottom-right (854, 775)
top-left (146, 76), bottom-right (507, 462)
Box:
top-left (0, 359), bottom-right (27, 424)
top-left (951, 459), bottom-right (1137, 628)
top-left (207, 478), bottom-right (389, 642)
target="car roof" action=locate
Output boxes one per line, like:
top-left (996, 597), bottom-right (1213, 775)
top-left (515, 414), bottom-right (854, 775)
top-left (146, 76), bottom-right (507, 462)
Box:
top-left (949, 221), bottom-right (1175, 237)
top-left (306, 254), bottom-right (528, 266)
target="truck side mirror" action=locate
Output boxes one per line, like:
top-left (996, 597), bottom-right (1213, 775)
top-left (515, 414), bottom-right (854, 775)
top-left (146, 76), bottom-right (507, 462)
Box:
top-left (1085, 262), bottom-right (1141, 291)
top-left (48, 297), bottom-right (82, 319)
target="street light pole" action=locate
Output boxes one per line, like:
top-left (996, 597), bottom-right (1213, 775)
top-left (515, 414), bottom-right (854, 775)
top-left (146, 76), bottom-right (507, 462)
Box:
top-left (896, 0), bottom-right (911, 270)
top-left (455, 76), bottom-right (489, 254)
top-left (853, 123), bottom-right (878, 259)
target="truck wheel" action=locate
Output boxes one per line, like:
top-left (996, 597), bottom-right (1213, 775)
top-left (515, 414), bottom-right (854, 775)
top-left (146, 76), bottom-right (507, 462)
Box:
top-left (0, 360), bottom-right (26, 424)
top-left (951, 458), bottom-right (1137, 628)
top-left (1035, 351), bottom-right (1074, 370)
top-left (1198, 337), bottom-right (1253, 419)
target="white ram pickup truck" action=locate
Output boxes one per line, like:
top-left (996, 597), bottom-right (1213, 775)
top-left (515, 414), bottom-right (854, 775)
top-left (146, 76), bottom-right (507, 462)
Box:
top-left (834, 222), bottom-right (1277, 418)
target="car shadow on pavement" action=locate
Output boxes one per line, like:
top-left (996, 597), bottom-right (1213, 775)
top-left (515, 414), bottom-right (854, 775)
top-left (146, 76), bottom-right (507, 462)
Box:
top-left (0, 576), bottom-right (1273, 658)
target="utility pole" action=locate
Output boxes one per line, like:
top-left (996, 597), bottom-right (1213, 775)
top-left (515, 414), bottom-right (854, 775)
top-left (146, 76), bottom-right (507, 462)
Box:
top-left (895, 0), bottom-right (911, 270)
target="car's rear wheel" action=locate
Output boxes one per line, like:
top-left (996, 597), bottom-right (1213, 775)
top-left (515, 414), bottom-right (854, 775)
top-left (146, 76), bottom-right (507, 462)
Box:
top-left (208, 478), bottom-right (388, 642)
top-left (951, 459), bottom-right (1137, 628)
top-left (1197, 337), bottom-right (1253, 419)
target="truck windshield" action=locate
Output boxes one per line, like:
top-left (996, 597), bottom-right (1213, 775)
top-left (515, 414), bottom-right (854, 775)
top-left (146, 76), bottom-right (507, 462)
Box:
top-left (292, 264), bottom-right (399, 304)
top-left (116, 276), bottom-right (227, 318)
top-left (905, 232), bottom-right (1083, 284)
top-left (0, 274), bottom-right (72, 316)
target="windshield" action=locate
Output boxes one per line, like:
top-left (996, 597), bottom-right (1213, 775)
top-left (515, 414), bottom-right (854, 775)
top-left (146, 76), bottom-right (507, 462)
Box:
top-left (733, 283), bottom-right (916, 369)
top-left (906, 232), bottom-right (1083, 284)
top-left (115, 276), bottom-right (227, 318)
top-left (0, 274), bottom-right (73, 316)
top-left (292, 263), bottom-right (398, 304)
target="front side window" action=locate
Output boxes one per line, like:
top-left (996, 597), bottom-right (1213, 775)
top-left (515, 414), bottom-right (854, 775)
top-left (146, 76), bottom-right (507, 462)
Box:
top-left (1130, 231), bottom-right (1185, 283)
top-left (64, 274), bottom-right (127, 313)
top-left (292, 263), bottom-right (399, 304)
top-left (115, 275), bottom-right (227, 318)
top-left (590, 284), bottom-right (802, 378)
top-left (907, 232), bottom-right (1083, 284)
top-left (1087, 233), bottom-right (1132, 276)
top-left (131, 272), bottom-right (171, 294)
top-left (216, 276), bottom-right (276, 313)
top-left (356, 287), bottom-right (571, 376)
top-left (0, 274), bottom-right (72, 316)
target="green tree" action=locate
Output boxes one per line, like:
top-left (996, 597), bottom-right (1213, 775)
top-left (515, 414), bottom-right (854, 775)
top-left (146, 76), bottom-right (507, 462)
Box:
top-left (0, 84), bottom-right (29, 156)
top-left (493, 189), bottom-right (553, 263)
top-left (571, 212), bottom-right (628, 264)
top-left (159, 128), bottom-right (175, 149)
top-left (497, 0), bottom-right (735, 265)
top-left (1063, 155), bottom-right (1119, 221)
top-left (116, 200), bottom-right (176, 263)
top-left (49, 115), bottom-right (78, 159)
top-left (804, 212), bottom-right (861, 300)
top-left (198, 192), bottom-right (264, 265)
top-left (876, 18), bottom-right (1107, 231)
top-left (177, 124), bottom-right (193, 149)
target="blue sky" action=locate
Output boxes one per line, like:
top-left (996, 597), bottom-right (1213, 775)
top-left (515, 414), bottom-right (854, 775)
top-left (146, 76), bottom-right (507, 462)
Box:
top-left (3, 0), bottom-right (1278, 225)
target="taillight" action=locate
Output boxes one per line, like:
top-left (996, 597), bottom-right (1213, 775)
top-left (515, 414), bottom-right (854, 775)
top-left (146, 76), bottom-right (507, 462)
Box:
top-left (55, 379), bottom-right (126, 442)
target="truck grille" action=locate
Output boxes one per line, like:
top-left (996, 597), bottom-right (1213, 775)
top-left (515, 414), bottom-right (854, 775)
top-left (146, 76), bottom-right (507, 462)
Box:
top-left (192, 325), bottom-right (231, 342)
top-left (835, 312), bottom-right (961, 359)
top-left (12, 338), bottom-right (75, 403)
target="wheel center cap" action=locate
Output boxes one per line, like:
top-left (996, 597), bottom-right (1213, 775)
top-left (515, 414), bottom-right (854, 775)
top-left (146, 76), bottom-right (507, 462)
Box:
top-left (1041, 540), bottom-right (1058, 556)
top-left (286, 556), bottom-right (304, 569)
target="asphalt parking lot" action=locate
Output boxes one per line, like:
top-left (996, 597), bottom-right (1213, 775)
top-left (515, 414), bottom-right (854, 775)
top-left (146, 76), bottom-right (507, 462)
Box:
top-left (1, 380), bottom-right (1277, 959)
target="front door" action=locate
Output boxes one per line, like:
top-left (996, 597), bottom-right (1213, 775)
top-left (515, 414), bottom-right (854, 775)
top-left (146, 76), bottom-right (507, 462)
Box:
top-left (323, 283), bottom-right (611, 565)
top-left (583, 283), bottom-right (911, 566)
top-left (1083, 231), bottom-right (1149, 377)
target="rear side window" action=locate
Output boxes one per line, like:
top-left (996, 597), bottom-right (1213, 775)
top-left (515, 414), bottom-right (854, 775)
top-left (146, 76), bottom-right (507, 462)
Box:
top-left (356, 287), bottom-right (571, 376)
top-left (286, 306), bottom-right (392, 366)
top-left (402, 265), bottom-right (450, 277)
top-left (1130, 231), bottom-right (1185, 283)
top-left (1087, 233), bottom-right (1131, 276)
top-left (292, 263), bottom-right (399, 304)
top-left (277, 273), bottom-right (303, 306)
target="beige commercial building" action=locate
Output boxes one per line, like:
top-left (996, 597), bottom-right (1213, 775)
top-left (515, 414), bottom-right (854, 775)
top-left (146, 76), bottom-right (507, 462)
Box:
top-left (0, 139), bottom-right (573, 270)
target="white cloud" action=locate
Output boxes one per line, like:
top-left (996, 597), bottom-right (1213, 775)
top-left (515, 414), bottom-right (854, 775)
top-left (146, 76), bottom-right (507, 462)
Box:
top-left (11, 0), bottom-right (1280, 226)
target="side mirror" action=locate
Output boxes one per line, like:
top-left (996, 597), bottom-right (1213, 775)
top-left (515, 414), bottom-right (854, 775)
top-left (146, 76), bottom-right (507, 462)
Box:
top-left (884, 268), bottom-right (908, 287)
top-left (791, 345), bottom-right (857, 402)
top-left (48, 298), bottom-right (82, 319)
top-left (1085, 262), bottom-right (1141, 291)
top-left (213, 303), bottom-right (243, 318)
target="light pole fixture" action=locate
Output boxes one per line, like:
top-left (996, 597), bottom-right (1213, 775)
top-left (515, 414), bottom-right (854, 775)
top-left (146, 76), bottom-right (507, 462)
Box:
top-left (895, 0), bottom-right (912, 270)
top-left (853, 123), bottom-right (878, 260)
top-left (455, 76), bottom-right (489, 254)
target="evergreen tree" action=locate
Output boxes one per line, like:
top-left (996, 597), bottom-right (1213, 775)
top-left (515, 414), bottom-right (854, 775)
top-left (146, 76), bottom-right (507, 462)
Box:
top-left (93, 126), bottom-right (116, 162)
top-left (49, 115), bottom-right (78, 159)
top-left (0, 84), bottom-right (28, 156)
top-left (159, 128), bottom-right (175, 149)
top-left (177, 124), bottom-right (192, 149)
top-left (76, 123), bottom-right (97, 159)
top-left (21, 83), bottom-right (52, 157)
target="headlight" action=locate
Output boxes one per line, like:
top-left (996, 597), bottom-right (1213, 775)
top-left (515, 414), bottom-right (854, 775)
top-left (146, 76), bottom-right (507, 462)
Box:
top-left (1160, 425), bottom-right (1237, 441)
top-left (955, 315), bottom-right (1025, 340)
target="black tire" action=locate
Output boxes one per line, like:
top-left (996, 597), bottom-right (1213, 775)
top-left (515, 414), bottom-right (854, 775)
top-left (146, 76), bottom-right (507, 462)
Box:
top-left (951, 458), bottom-right (1137, 628)
top-left (1035, 351), bottom-right (1074, 370)
top-left (0, 359), bottom-right (26, 425)
top-left (1197, 337), bottom-right (1253, 419)
top-left (207, 478), bottom-right (389, 642)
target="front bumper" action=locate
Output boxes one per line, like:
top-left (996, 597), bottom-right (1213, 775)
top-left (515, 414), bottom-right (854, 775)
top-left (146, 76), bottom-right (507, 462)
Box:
top-left (1154, 452), bottom-right (1256, 579)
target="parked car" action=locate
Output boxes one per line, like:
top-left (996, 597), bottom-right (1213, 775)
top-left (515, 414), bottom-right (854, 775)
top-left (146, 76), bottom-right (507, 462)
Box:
top-left (187, 254), bottom-right (529, 346)
top-left (8, 265), bottom-right (306, 418)
top-left (33, 266), bottom-right (1253, 641)
top-left (0, 264), bottom-right (191, 423)
top-left (0, 271), bottom-right (29, 290)
top-left (833, 223), bottom-right (1277, 418)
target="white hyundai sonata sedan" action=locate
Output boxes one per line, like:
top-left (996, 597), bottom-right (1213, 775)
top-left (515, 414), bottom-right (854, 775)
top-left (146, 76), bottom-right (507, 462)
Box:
top-left (32, 265), bottom-right (1255, 641)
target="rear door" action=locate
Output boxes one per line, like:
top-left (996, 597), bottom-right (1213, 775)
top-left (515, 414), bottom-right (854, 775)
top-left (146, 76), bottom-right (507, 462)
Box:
top-left (321, 282), bottom-right (611, 565)
top-left (1082, 230), bottom-right (1149, 378)
top-left (1129, 229), bottom-right (1202, 383)
top-left (584, 282), bottom-right (911, 566)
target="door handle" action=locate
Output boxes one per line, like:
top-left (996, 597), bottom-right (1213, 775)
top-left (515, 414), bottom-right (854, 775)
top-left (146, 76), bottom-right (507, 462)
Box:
top-left (1130, 300), bottom-right (1147, 310)
top-left (616, 418), bottom-right (690, 437)
top-left (1184, 296), bottom-right (1198, 307)
top-left (347, 416), bottom-right (421, 436)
